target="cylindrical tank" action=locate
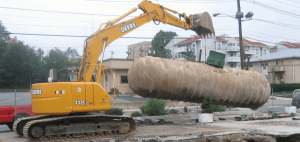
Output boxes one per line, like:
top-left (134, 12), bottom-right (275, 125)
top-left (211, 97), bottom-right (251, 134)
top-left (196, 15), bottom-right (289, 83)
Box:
top-left (128, 56), bottom-right (270, 109)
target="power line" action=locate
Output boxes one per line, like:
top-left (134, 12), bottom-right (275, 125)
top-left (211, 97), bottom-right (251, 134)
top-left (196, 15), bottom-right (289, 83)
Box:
top-left (88, 0), bottom-right (236, 3)
top-left (0, 6), bottom-right (121, 16)
top-left (2, 22), bottom-right (187, 31)
top-left (0, 32), bottom-right (287, 45)
top-left (252, 18), bottom-right (300, 30)
top-left (243, 30), bottom-right (299, 41)
top-left (273, 0), bottom-right (300, 8)
top-left (243, 0), bottom-right (300, 18)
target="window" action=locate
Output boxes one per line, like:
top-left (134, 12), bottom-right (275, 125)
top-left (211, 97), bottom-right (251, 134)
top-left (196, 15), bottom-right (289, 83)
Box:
top-left (249, 65), bottom-right (253, 67)
top-left (134, 47), bottom-right (136, 49)
top-left (121, 76), bottom-right (128, 83)
top-left (282, 60), bottom-right (284, 65)
top-left (261, 62), bottom-right (268, 66)
top-left (230, 53), bottom-right (233, 57)
top-left (263, 66), bottom-right (266, 69)
top-left (217, 43), bottom-right (221, 50)
top-left (231, 64), bottom-right (234, 67)
top-left (278, 74), bottom-right (283, 80)
top-left (276, 60), bottom-right (278, 65)
top-left (256, 49), bottom-right (259, 54)
top-left (264, 49), bottom-right (266, 52)
top-left (228, 43), bottom-right (235, 46)
top-left (175, 55), bottom-right (177, 59)
top-left (265, 75), bottom-right (268, 79)
top-left (193, 44), bottom-right (195, 47)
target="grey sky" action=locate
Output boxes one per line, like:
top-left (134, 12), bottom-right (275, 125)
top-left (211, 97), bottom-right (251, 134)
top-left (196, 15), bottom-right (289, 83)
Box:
top-left (0, 0), bottom-right (299, 60)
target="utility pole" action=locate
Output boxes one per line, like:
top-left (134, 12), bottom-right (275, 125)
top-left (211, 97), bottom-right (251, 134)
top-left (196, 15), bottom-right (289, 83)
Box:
top-left (159, 43), bottom-right (163, 58)
top-left (237, 0), bottom-right (245, 69)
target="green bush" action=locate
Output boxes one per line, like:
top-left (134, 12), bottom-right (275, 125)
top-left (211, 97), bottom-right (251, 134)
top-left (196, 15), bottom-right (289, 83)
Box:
top-left (169, 109), bottom-right (180, 114)
top-left (104, 108), bottom-right (123, 115)
top-left (140, 99), bottom-right (167, 116)
top-left (271, 83), bottom-right (300, 92)
top-left (201, 96), bottom-right (214, 113)
top-left (131, 111), bottom-right (142, 117)
top-left (213, 105), bottom-right (226, 112)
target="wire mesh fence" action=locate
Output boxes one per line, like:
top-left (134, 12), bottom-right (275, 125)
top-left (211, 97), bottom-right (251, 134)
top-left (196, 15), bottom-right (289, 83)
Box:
top-left (0, 90), bottom-right (36, 123)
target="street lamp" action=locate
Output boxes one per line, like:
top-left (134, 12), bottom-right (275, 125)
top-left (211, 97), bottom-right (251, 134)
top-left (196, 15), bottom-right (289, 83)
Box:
top-left (213, 10), bottom-right (253, 70)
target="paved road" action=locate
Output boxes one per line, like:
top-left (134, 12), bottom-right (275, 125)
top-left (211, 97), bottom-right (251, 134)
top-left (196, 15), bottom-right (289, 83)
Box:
top-left (0, 92), bottom-right (31, 106)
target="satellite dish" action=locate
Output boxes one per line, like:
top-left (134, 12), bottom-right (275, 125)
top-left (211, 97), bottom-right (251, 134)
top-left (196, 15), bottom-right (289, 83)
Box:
top-left (48, 77), bottom-right (53, 83)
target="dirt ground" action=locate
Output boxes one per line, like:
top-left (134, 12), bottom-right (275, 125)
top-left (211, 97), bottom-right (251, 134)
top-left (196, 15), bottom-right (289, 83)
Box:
top-left (1, 113), bottom-right (300, 142)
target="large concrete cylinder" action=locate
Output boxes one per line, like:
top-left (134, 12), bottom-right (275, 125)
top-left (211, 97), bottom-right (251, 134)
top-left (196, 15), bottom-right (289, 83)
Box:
top-left (128, 57), bottom-right (270, 109)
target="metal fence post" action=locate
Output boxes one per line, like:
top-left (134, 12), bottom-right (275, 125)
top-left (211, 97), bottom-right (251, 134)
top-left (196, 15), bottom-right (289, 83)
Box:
top-left (15, 89), bottom-right (16, 117)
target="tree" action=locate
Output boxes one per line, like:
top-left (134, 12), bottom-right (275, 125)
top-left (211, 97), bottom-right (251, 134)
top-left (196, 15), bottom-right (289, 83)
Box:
top-left (182, 50), bottom-right (196, 61)
top-left (44, 47), bottom-right (68, 72)
top-left (151, 30), bottom-right (177, 58)
top-left (0, 21), bottom-right (10, 41)
top-left (201, 96), bottom-right (214, 113)
top-left (0, 41), bottom-right (41, 88)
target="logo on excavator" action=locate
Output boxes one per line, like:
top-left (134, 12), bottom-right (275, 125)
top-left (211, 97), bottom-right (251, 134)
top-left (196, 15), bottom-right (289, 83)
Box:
top-left (120, 22), bottom-right (136, 33)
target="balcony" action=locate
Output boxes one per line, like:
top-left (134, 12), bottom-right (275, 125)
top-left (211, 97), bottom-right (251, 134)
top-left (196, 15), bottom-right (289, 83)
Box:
top-left (245, 50), bottom-right (256, 55)
top-left (227, 57), bottom-right (240, 62)
top-left (226, 46), bottom-right (239, 51)
top-left (174, 47), bottom-right (187, 53)
top-left (274, 66), bottom-right (285, 73)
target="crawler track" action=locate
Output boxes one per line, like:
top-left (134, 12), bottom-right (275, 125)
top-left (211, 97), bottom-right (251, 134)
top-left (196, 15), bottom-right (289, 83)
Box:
top-left (13, 115), bottom-right (50, 137)
top-left (22, 114), bottom-right (136, 142)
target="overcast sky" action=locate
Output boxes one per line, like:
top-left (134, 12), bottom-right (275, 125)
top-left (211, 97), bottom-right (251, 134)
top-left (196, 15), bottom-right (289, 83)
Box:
top-left (0, 0), bottom-right (299, 60)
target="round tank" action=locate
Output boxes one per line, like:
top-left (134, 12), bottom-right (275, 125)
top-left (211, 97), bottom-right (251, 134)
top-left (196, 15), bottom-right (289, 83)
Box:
top-left (128, 56), bottom-right (270, 109)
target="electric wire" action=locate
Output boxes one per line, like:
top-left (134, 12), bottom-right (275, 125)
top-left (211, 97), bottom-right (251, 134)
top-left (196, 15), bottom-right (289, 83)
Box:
top-left (243, 0), bottom-right (300, 18)
top-left (0, 32), bottom-right (281, 45)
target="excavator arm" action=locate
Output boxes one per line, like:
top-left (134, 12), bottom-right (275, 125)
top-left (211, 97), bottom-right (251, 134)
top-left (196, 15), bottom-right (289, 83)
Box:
top-left (78, 0), bottom-right (215, 82)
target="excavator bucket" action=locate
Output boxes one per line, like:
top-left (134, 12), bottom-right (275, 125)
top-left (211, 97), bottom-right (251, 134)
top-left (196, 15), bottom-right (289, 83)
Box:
top-left (191, 12), bottom-right (215, 37)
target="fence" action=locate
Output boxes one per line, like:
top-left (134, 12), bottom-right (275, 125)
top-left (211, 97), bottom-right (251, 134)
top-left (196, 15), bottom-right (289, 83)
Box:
top-left (0, 90), bottom-right (35, 121)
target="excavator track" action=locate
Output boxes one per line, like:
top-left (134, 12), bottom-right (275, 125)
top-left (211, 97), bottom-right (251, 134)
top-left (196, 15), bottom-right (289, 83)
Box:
top-left (23, 114), bottom-right (137, 142)
top-left (13, 115), bottom-right (51, 137)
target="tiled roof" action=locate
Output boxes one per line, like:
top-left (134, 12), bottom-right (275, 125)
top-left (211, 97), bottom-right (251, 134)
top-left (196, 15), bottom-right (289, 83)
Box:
top-left (234, 38), bottom-right (268, 47)
top-left (270, 46), bottom-right (277, 50)
top-left (281, 42), bottom-right (300, 49)
top-left (174, 35), bottom-right (202, 45)
top-left (216, 37), bottom-right (227, 42)
top-left (250, 49), bottom-right (300, 62)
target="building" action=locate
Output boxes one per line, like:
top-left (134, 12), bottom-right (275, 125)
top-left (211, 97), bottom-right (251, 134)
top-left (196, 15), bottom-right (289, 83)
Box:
top-left (127, 41), bottom-right (151, 59)
top-left (270, 41), bottom-right (300, 53)
top-left (165, 34), bottom-right (270, 68)
top-left (249, 49), bottom-right (300, 84)
top-left (96, 58), bottom-right (134, 94)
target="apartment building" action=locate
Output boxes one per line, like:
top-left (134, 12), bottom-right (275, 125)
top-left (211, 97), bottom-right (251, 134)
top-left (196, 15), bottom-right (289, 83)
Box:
top-left (127, 41), bottom-right (151, 59)
top-left (270, 41), bottom-right (300, 53)
top-left (249, 49), bottom-right (300, 84)
top-left (165, 34), bottom-right (270, 68)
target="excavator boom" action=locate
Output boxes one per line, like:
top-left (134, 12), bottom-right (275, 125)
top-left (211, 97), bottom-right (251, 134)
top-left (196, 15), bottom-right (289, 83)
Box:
top-left (78, 0), bottom-right (215, 82)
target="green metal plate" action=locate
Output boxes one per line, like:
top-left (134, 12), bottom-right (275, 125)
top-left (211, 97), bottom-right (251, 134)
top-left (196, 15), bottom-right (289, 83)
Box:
top-left (205, 51), bottom-right (226, 68)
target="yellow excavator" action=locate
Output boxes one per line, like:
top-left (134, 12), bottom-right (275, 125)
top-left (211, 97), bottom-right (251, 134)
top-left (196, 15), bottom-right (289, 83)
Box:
top-left (13, 0), bottom-right (215, 141)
